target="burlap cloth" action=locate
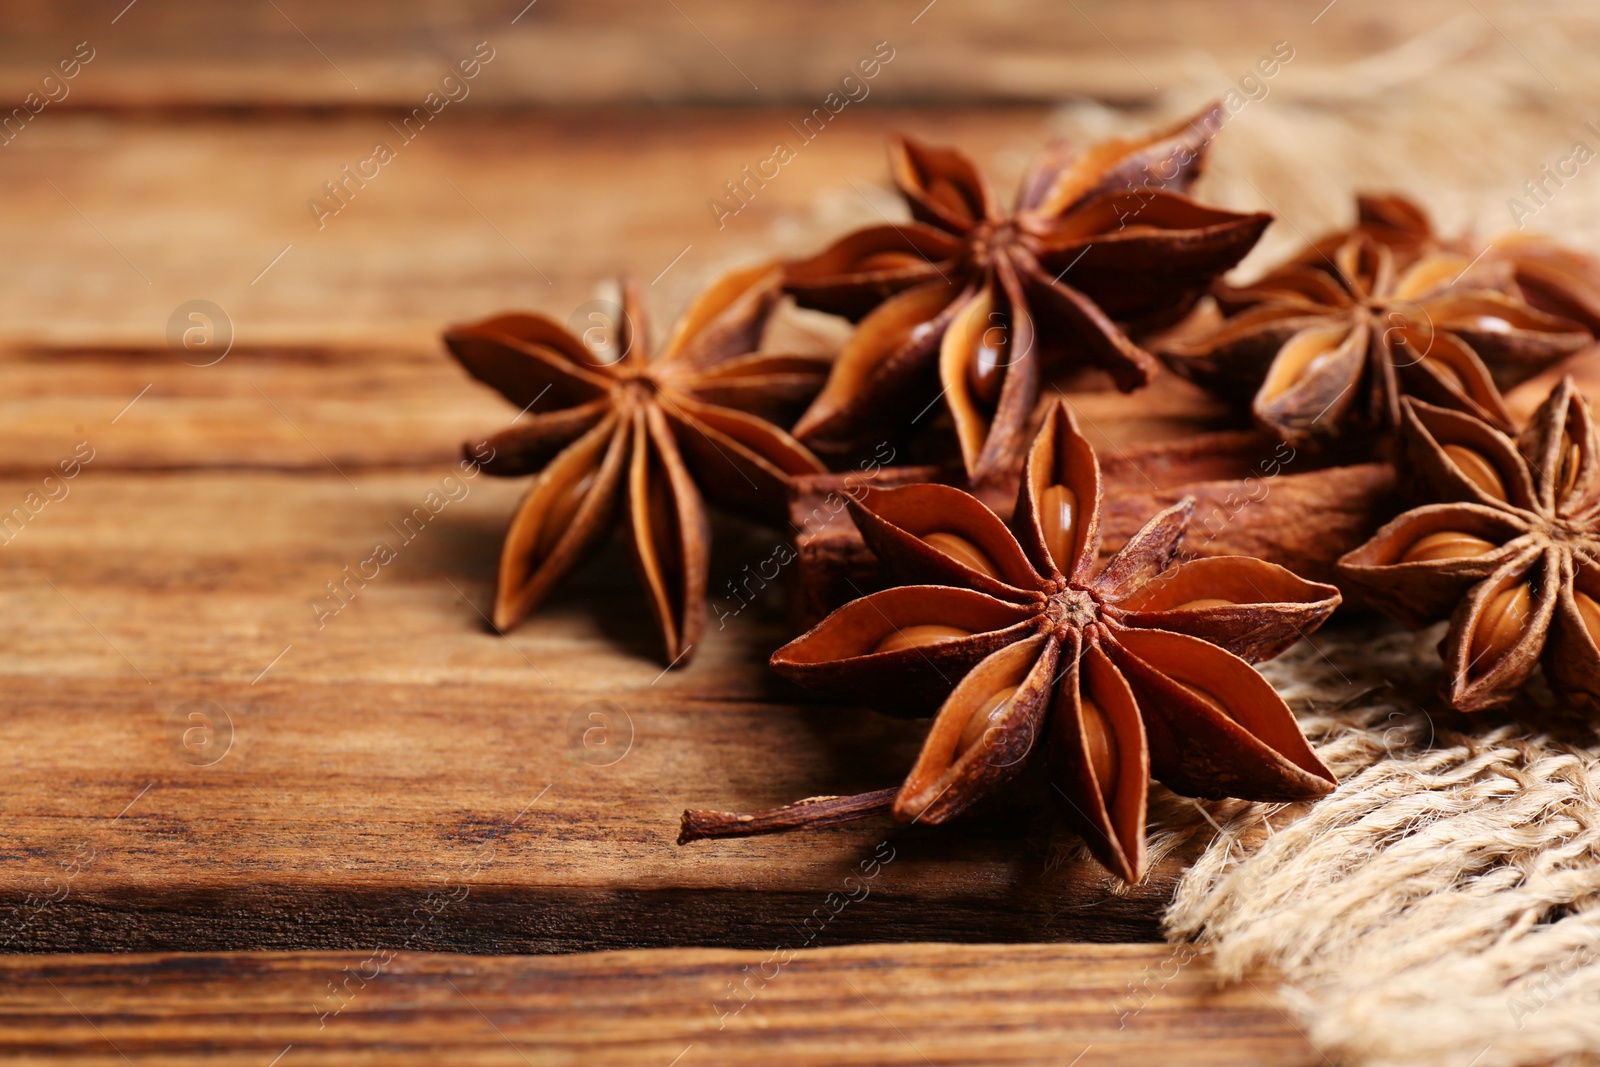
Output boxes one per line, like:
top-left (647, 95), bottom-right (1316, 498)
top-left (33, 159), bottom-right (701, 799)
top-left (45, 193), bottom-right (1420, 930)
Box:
top-left (1128, 619), bottom-right (1600, 1067)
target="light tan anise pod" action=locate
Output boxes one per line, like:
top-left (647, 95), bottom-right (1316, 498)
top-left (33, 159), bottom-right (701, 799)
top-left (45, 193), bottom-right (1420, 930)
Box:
top-left (681, 400), bottom-right (1338, 881)
top-left (784, 104), bottom-right (1271, 482)
top-left (1163, 195), bottom-right (1591, 448)
top-left (444, 264), bottom-right (830, 666)
top-left (1340, 378), bottom-right (1600, 712)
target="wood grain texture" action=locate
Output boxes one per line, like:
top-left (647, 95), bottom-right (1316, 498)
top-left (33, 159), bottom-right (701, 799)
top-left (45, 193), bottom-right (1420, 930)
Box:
top-left (0, 944), bottom-right (1317, 1066)
top-left (0, 108), bottom-right (1061, 349)
top-left (0, 344), bottom-right (510, 474)
top-left (9, 81), bottom-right (1600, 356)
top-left (0, 463), bottom-right (1207, 952)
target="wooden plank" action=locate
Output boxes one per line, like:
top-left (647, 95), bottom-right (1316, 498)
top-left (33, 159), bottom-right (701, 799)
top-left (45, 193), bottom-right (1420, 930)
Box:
top-left (0, 466), bottom-right (1201, 952)
top-left (5, 92), bottom-right (1598, 355)
top-left (6, 94), bottom-right (1593, 379)
top-left (0, 343), bottom-right (1232, 476)
top-left (0, 108), bottom-right (1064, 349)
top-left (0, 344), bottom-right (509, 475)
top-left (0, 0), bottom-right (1513, 108)
top-left (0, 945), bottom-right (1317, 1066)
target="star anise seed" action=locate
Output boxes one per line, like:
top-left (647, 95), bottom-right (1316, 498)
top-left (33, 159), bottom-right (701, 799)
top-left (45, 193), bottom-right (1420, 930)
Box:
top-left (784, 104), bottom-right (1272, 482)
top-left (680, 400), bottom-right (1338, 881)
top-left (444, 265), bottom-right (831, 666)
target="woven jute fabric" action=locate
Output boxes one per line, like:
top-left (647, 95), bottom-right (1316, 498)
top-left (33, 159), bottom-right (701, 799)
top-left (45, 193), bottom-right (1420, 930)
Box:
top-left (1149, 621), bottom-right (1600, 1067)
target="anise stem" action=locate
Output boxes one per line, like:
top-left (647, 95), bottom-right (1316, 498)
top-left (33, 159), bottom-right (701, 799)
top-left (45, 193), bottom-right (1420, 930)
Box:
top-left (678, 787), bottom-right (899, 845)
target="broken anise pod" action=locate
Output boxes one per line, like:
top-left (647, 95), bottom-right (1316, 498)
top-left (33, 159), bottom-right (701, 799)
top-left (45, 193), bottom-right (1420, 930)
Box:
top-left (783, 104), bottom-right (1271, 482)
top-left (680, 400), bottom-right (1338, 881)
top-left (1339, 377), bottom-right (1600, 712)
top-left (1162, 195), bottom-right (1591, 448)
top-left (444, 264), bottom-right (830, 666)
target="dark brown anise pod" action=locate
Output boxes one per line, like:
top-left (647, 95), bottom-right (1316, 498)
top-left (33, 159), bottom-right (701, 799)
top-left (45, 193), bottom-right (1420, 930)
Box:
top-left (680, 401), bottom-right (1338, 881)
top-left (1339, 377), bottom-right (1600, 712)
top-left (783, 104), bottom-right (1271, 482)
top-left (444, 264), bottom-right (830, 666)
top-left (1163, 195), bottom-right (1591, 448)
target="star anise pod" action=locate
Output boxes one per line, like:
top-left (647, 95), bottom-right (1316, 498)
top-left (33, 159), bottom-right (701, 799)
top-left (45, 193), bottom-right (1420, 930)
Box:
top-left (1162, 195), bottom-right (1591, 448)
top-left (680, 400), bottom-right (1338, 881)
top-left (444, 264), bottom-right (830, 666)
top-left (1484, 232), bottom-right (1600, 335)
top-left (1339, 378), bottom-right (1600, 712)
top-left (1291, 192), bottom-right (1442, 267)
top-left (783, 105), bottom-right (1271, 482)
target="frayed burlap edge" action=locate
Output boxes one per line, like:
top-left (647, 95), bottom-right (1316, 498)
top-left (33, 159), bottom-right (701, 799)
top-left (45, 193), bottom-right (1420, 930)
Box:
top-left (1153, 621), bottom-right (1600, 1067)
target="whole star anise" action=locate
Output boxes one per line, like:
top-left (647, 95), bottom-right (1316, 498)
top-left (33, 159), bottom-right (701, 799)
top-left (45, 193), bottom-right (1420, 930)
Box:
top-left (1162, 195), bottom-right (1591, 448)
top-left (1339, 378), bottom-right (1600, 712)
top-left (444, 264), bottom-right (830, 666)
top-left (784, 105), bottom-right (1271, 482)
top-left (680, 401), bottom-right (1338, 881)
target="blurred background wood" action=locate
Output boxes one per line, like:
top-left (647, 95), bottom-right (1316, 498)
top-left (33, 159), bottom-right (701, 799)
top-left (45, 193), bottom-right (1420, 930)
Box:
top-left (0, 0), bottom-right (1588, 108)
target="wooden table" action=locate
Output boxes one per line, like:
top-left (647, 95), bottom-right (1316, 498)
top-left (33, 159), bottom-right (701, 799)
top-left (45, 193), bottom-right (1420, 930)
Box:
top-left (2, 0), bottom-right (1589, 1061)
top-left (0, 946), bottom-right (1318, 1066)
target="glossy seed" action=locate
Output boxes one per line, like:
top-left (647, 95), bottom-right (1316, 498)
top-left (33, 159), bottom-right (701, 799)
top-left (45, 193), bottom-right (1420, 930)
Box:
top-left (958, 684), bottom-right (1019, 755)
top-left (1559, 440), bottom-right (1582, 499)
top-left (1575, 591), bottom-right (1600, 646)
top-left (966, 330), bottom-right (1007, 407)
top-left (534, 467), bottom-right (598, 561)
top-left (1081, 697), bottom-right (1118, 800)
top-left (874, 623), bottom-right (972, 655)
top-left (922, 531), bottom-right (1002, 579)
top-left (1443, 444), bottom-right (1508, 502)
top-left (1171, 597), bottom-right (1234, 611)
top-left (1400, 530), bottom-right (1497, 564)
top-left (1468, 584), bottom-right (1531, 675)
top-left (1263, 332), bottom-right (1339, 401)
top-left (1040, 485), bottom-right (1078, 573)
